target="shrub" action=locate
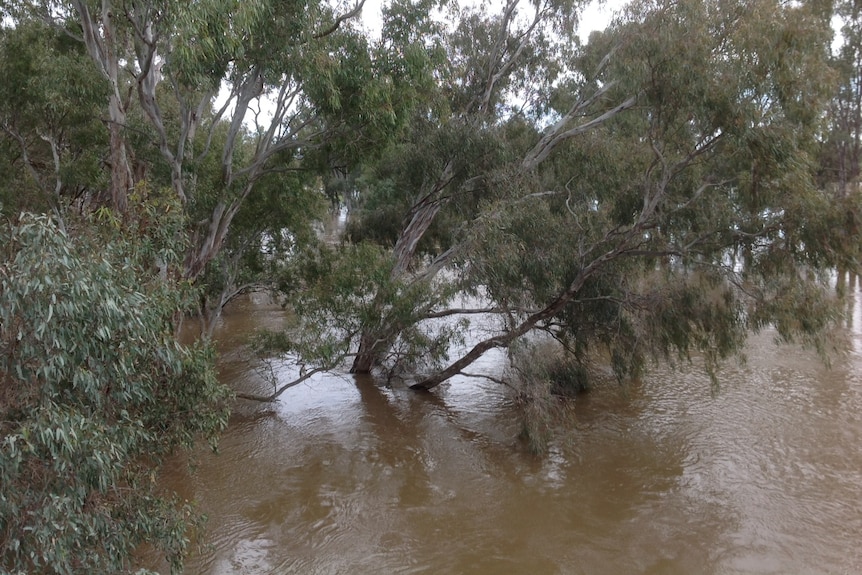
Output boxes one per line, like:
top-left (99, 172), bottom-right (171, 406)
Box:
top-left (507, 342), bottom-right (584, 455)
top-left (0, 209), bottom-right (230, 574)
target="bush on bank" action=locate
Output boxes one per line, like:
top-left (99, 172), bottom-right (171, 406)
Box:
top-left (0, 204), bottom-right (231, 574)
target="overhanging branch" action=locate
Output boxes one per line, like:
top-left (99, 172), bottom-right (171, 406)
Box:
top-left (236, 365), bottom-right (331, 402)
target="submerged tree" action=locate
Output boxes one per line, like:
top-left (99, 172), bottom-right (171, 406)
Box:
top-left (412, 0), bottom-right (848, 389)
top-left (3, 0), bottom-right (855, 420)
top-left (342, 0), bottom-right (637, 374)
top-left (262, 0), bottom-right (858, 399)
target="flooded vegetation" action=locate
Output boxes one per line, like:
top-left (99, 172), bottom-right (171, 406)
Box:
top-left (147, 282), bottom-right (862, 574)
top-left (4, 1), bottom-right (862, 573)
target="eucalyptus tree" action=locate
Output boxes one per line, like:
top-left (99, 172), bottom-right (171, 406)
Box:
top-left (266, 0), bottom-right (856, 400)
top-left (0, 201), bottom-right (231, 574)
top-left (0, 20), bottom-right (107, 213)
top-left (7, 0), bottom-right (430, 295)
top-left (342, 0), bottom-right (637, 374)
top-left (412, 0), bottom-right (849, 389)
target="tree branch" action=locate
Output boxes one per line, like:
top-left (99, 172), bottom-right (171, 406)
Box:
top-left (1, 123), bottom-right (46, 195)
top-left (412, 224), bottom-right (644, 390)
top-left (236, 365), bottom-right (332, 402)
top-left (313, 0), bottom-right (367, 39)
top-left (422, 307), bottom-right (504, 319)
top-left (459, 371), bottom-right (516, 390)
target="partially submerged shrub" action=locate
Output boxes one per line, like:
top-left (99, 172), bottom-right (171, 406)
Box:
top-left (506, 341), bottom-right (585, 454)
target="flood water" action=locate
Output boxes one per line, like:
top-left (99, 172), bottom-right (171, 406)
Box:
top-left (150, 282), bottom-right (862, 574)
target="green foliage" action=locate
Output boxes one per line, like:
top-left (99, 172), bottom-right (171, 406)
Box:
top-left (0, 20), bottom-right (108, 210)
top-left (169, 0), bottom-right (270, 90)
top-left (345, 118), bottom-right (511, 258)
top-left (454, 0), bottom-right (846, 392)
top-left (265, 239), bottom-right (460, 376)
top-left (269, 241), bottom-right (398, 359)
top-left (506, 342), bottom-right (581, 455)
top-left (281, 0), bottom-right (857, 399)
top-left (196, 164), bottom-right (328, 324)
top-left (0, 200), bottom-right (231, 574)
top-left (3, 0), bottom-right (857, 429)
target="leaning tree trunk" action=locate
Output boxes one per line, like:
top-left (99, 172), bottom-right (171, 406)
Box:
top-left (411, 237), bottom-right (637, 390)
top-left (350, 331), bottom-right (384, 373)
top-left (350, 193), bottom-right (447, 374)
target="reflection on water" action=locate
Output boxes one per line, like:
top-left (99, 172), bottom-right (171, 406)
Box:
top-left (149, 284), bottom-right (862, 575)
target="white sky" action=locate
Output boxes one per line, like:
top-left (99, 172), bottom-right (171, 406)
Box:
top-left (577, 0), bottom-right (626, 41)
top-left (357, 0), bottom-right (627, 42)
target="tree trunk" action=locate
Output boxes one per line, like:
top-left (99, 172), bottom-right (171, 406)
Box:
top-left (392, 160), bottom-right (455, 273)
top-left (107, 94), bottom-right (131, 213)
top-left (411, 239), bottom-right (635, 390)
top-left (72, 0), bottom-right (132, 213)
top-left (351, 163), bottom-right (454, 372)
top-left (183, 200), bottom-right (236, 280)
top-left (350, 331), bottom-right (380, 373)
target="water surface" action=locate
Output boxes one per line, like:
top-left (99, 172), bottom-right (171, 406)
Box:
top-left (153, 285), bottom-right (862, 574)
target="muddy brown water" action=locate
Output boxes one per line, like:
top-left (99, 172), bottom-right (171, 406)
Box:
top-left (148, 285), bottom-right (862, 575)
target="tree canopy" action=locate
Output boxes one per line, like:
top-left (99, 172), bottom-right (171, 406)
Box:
top-left (263, 0), bottom-right (860, 396)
